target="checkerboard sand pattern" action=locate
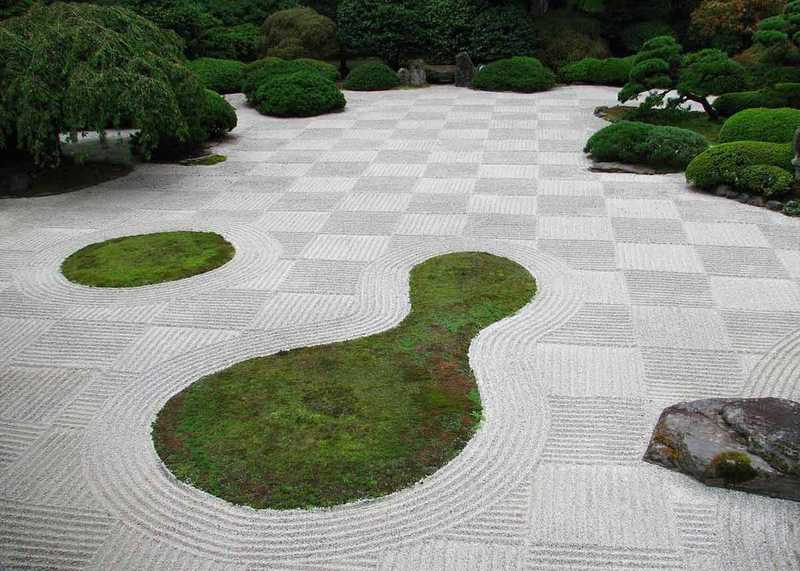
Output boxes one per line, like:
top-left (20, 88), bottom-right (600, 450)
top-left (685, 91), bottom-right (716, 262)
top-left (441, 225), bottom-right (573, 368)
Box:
top-left (0, 86), bottom-right (798, 570)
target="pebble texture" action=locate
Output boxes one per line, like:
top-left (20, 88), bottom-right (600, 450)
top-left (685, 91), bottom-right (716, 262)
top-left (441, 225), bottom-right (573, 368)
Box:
top-left (0, 85), bottom-right (799, 569)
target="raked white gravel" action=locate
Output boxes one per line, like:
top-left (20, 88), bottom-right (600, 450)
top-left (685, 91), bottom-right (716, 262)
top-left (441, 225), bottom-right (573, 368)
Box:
top-left (0, 86), bottom-right (798, 570)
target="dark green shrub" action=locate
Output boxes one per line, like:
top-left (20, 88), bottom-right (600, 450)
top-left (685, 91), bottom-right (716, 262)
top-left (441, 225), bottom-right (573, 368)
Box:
top-left (719, 108), bottom-right (800, 143)
top-left (261, 6), bottom-right (338, 60)
top-left (203, 89), bottom-right (237, 138)
top-left (685, 141), bottom-right (794, 189)
top-left (744, 64), bottom-right (800, 88)
top-left (621, 21), bottom-right (675, 53)
top-left (0, 2), bottom-right (214, 168)
top-left (469, 4), bottom-right (538, 63)
top-left (193, 24), bottom-right (261, 61)
top-left (425, 0), bottom-right (478, 63)
top-left (343, 63), bottom-right (400, 91)
top-left (737, 164), bottom-right (794, 197)
top-left (584, 121), bottom-right (708, 170)
top-left (201, 0), bottom-right (298, 27)
top-left (337, 0), bottom-right (425, 67)
top-left (560, 57), bottom-right (634, 86)
top-left (242, 57), bottom-right (338, 98)
top-left (188, 58), bottom-right (246, 94)
top-left (250, 70), bottom-right (345, 117)
top-left (472, 57), bottom-right (555, 93)
top-left (530, 10), bottom-right (610, 69)
top-left (619, 37), bottom-right (745, 120)
top-left (713, 86), bottom-right (800, 117)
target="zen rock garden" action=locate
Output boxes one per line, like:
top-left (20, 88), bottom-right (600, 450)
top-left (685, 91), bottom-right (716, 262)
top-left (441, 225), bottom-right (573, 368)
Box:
top-left (0, 0), bottom-right (799, 569)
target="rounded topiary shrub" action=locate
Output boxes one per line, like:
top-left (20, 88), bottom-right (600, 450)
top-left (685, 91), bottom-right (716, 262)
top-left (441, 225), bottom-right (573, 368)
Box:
top-left (250, 71), bottom-right (346, 117)
top-left (713, 89), bottom-right (791, 117)
top-left (472, 57), bottom-right (555, 93)
top-left (261, 7), bottom-right (338, 60)
top-left (737, 164), bottom-right (794, 197)
top-left (584, 121), bottom-right (708, 170)
top-left (242, 57), bottom-right (339, 98)
top-left (560, 57), bottom-right (634, 86)
top-left (193, 24), bottom-right (261, 62)
top-left (203, 89), bottom-right (237, 138)
top-left (188, 58), bottom-right (246, 94)
top-left (685, 141), bottom-right (794, 189)
top-left (344, 62), bottom-right (400, 91)
top-left (718, 107), bottom-right (800, 144)
top-left (621, 21), bottom-right (675, 53)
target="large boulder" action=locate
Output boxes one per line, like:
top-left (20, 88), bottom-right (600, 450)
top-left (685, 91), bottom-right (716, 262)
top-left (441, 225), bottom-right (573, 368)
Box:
top-left (455, 52), bottom-right (475, 87)
top-left (408, 59), bottom-right (427, 87)
top-left (644, 398), bottom-right (800, 501)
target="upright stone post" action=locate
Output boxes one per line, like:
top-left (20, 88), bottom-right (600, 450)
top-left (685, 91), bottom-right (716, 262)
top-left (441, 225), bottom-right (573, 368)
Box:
top-left (793, 127), bottom-right (800, 181)
top-left (408, 59), bottom-right (427, 87)
top-left (455, 52), bottom-right (475, 87)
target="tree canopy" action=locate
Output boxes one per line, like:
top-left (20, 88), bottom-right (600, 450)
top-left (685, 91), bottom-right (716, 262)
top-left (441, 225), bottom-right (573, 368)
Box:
top-left (0, 2), bottom-right (227, 168)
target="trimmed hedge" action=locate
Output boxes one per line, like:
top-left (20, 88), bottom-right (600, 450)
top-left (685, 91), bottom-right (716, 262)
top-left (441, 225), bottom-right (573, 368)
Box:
top-left (203, 89), bottom-right (237, 138)
top-left (737, 165), bottom-right (794, 197)
top-left (685, 141), bottom-right (794, 189)
top-left (261, 7), bottom-right (338, 60)
top-left (472, 57), bottom-right (555, 93)
top-left (188, 58), bottom-right (246, 94)
top-left (713, 86), bottom-right (800, 117)
top-left (560, 57), bottom-right (634, 86)
top-left (621, 21), bottom-right (675, 53)
top-left (584, 121), bottom-right (709, 170)
top-left (193, 24), bottom-right (261, 62)
top-left (719, 107), bottom-right (800, 144)
top-left (250, 70), bottom-right (346, 117)
top-left (343, 62), bottom-right (400, 91)
top-left (242, 57), bottom-right (339, 98)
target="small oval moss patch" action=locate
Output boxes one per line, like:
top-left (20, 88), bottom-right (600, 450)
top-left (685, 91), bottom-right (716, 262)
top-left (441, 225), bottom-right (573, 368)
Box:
top-left (153, 252), bottom-right (536, 510)
top-left (62, 231), bottom-right (235, 287)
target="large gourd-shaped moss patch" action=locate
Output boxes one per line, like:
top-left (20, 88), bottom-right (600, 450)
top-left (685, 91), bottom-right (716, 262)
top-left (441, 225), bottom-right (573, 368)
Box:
top-left (153, 252), bottom-right (536, 509)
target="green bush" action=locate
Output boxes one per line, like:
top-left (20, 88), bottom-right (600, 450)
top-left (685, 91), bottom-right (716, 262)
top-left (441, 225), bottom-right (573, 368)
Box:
top-left (203, 89), bottom-right (237, 138)
top-left (469, 4), bottom-right (538, 62)
top-left (261, 6), bottom-right (338, 60)
top-left (425, 0), bottom-right (479, 63)
top-left (719, 107), bottom-right (800, 143)
top-left (242, 57), bottom-right (338, 98)
top-left (584, 121), bottom-right (708, 170)
top-left (737, 164), bottom-right (794, 197)
top-left (343, 63), bottom-right (400, 91)
top-left (712, 84), bottom-right (800, 117)
top-left (685, 141), bottom-right (794, 189)
top-left (530, 10), bottom-right (610, 69)
top-left (472, 57), bottom-right (555, 93)
top-left (337, 0), bottom-right (425, 67)
top-left (621, 21), bottom-right (675, 53)
top-left (193, 24), bottom-right (261, 61)
top-left (0, 2), bottom-right (215, 168)
top-left (188, 58), bottom-right (246, 94)
top-left (560, 57), bottom-right (634, 86)
top-left (250, 70), bottom-right (345, 117)
top-left (744, 63), bottom-right (800, 88)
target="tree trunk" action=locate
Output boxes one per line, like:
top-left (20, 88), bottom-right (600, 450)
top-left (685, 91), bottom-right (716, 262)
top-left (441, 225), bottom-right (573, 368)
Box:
top-left (527, 0), bottom-right (549, 17)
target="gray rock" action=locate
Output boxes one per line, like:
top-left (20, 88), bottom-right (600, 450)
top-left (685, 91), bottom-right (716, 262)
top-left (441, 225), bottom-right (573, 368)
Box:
top-left (767, 200), bottom-right (784, 211)
top-left (425, 65), bottom-right (455, 84)
top-left (725, 189), bottom-right (740, 199)
top-left (0, 167), bottom-right (32, 195)
top-left (736, 193), bottom-right (751, 203)
top-left (396, 68), bottom-right (410, 85)
top-left (748, 196), bottom-right (765, 207)
top-left (408, 59), bottom-right (427, 87)
top-left (455, 52), bottom-right (475, 87)
top-left (644, 397), bottom-right (800, 501)
top-left (715, 184), bottom-right (731, 197)
top-left (589, 161), bottom-right (658, 175)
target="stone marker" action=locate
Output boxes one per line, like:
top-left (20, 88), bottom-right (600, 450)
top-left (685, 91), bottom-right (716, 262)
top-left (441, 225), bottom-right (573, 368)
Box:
top-left (455, 52), bottom-right (475, 87)
top-left (644, 397), bottom-right (800, 501)
top-left (408, 59), bottom-right (427, 87)
top-left (397, 67), bottom-right (410, 86)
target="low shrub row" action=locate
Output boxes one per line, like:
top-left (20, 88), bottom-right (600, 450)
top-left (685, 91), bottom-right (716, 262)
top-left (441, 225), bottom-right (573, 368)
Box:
top-left (685, 141), bottom-right (794, 196)
top-left (472, 57), bottom-right (555, 93)
top-left (560, 57), bottom-right (634, 86)
top-left (188, 58), bottom-right (246, 94)
top-left (343, 63), bottom-right (400, 91)
top-left (584, 121), bottom-right (709, 170)
top-left (713, 83), bottom-right (800, 117)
